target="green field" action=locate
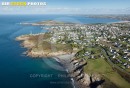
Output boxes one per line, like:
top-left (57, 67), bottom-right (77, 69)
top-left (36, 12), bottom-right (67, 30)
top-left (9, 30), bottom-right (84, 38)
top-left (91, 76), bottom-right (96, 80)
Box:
top-left (84, 58), bottom-right (130, 88)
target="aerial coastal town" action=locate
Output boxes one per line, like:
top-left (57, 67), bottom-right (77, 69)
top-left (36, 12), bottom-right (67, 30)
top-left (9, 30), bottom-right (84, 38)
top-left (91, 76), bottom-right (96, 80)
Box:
top-left (1, 0), bottom-right (130, 88)
top-left (16, 20), bottom-right (130, 88)
top-left (49, 22), bottom-right (130, 70)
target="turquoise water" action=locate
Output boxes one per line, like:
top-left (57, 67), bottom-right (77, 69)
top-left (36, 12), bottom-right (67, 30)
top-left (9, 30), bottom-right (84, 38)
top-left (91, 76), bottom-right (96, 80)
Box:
top-left (0, 15), bottom-right (120, 88)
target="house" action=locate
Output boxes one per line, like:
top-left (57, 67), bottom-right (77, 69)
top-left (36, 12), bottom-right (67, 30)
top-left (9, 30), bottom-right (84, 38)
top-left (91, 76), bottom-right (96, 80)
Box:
top-left (126, 64), bottom-right (130, 68)
top-left (123, 63), bottom-right (127, 66)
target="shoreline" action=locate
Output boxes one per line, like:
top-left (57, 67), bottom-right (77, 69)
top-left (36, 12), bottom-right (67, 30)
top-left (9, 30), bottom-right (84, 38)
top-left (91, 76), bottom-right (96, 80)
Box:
top-left (16, 34), bottom-right (71, 58)
top-left (15, 31), bottom-right (108, 88)
top-left (53, 54), bottom-right (77, 88)
top-left (16, 35), bottom-right (86, 87)
top-left (52, 54), bottom-right (90, 88)
top-left (19, 19), bottom-right (130, 27)
top-left (108, 20), bottom-right (130, 24)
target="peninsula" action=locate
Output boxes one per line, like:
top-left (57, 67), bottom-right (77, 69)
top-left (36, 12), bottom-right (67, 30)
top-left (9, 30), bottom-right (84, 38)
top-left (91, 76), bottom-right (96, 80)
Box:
top-left (16, 20), bottom-right (130, 88)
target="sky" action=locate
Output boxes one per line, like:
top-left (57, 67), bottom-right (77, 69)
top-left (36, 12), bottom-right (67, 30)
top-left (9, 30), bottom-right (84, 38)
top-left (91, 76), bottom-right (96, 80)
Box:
top-left (0, 0), bottom-right (130, 14)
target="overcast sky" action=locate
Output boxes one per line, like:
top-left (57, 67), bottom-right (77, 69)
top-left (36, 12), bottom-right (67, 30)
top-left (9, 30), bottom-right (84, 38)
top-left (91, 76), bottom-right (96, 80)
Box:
top-left (0, 0), bottom-right (130, 14)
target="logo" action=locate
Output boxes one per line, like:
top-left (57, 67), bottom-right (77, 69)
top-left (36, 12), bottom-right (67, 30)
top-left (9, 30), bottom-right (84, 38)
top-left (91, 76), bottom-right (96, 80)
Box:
top-left (1, 2), bottom-right (47, 6)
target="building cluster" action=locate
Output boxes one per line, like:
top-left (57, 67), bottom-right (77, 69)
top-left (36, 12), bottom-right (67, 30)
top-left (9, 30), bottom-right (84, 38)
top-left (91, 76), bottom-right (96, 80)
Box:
top-left (45, 22), bottom-right (130, 70)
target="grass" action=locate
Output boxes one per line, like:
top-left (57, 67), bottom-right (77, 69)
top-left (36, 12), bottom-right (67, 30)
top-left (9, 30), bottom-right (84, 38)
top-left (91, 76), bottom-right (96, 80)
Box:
top-left (126, 68), bottom-right (130, 73)
top-left (84, 58), bottom-right (130, 88)
top-left (27, 33), bottom-right (72, 53)
top-left (32, 40), bottom-right (72, 53)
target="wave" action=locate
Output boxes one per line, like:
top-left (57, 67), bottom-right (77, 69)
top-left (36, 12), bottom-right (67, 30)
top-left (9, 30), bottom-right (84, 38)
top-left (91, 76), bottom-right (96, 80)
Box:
top-left (71, 78), bottom-right (76, 88)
